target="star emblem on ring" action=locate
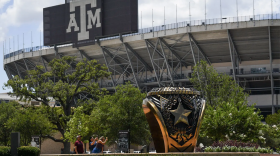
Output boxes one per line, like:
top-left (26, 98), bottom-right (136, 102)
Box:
top-left (170, 98), bottom-right (192, 125)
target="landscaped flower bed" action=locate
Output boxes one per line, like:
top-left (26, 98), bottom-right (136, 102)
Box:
top-left (196, 140), bottom-right (273, 154)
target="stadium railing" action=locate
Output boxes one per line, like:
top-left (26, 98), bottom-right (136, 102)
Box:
top-left (3, 13), bottom-right (280, 60)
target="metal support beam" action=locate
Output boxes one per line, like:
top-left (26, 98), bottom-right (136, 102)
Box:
top-left (14, 62), bottom-right (23, 79)
top-left (23, 59), bottom-right (30, 71)
top-left (158, 39), bottom-right (175, 86)
top-left (41, 56), bottom-right (48, 72)
top-left (228, 30), bottom-right (242, 63)
top-left (268, 26), bottom-right (275, 114)
top-left (124, 43), bottom-right (153, 72)
top-left (118, 34), bottom-right (140, 87)
top-left (145, 40), bottom-right (164, 58)
top-left (24, 58), bottom-right (37, 70)
top-left (100, 47), bottom-right (116, 88)
top-left (227, 30), bottom-right (237, 82)
top-left (188, 33), bottom-right (211, 65)
top-left (79, 50), bottom-right (91, 61)
top-left (4, 65), bottom-right (13, 79)
top-left (102, 47), bottom-right (127, 73)
top-left (124, 44), bottom-right (139, 88)
top-left (145, 40), bottom-right (162, 87)
top-left (188, 34), bottom-right (197, 66)
top-left (159, 38), bottom-right (188, 68)
top-left (24, 58), bottom-right (45, 73)
top-left (54, 45), bottom-right (59, 56)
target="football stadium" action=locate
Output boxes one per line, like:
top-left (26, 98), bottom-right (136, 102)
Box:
top-left (2, 0), bottom-right (280, 121)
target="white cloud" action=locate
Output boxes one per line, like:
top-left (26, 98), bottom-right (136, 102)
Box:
top-left (0, 0), bottom-right (279, 42)
top-left (0, 0), bottom-right (10, 9)
top-left (138, 0), bottom-right (280, 28)
top-left (0, 0), bottom-right (64, 42)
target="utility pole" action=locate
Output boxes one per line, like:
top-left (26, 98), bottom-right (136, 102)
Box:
top-left (220, 0), bottom-right (222, 20)
top-left (236, 0), bottom-right (238, 20)
top-left (189, 2), bottom-right (191, 24)
top-left (205, 0), bottom-right (206, 23)
top-left (253, 0), bottom-right (255, 18)
top-left (164, 6), bottom-right (166, 35)
top-left (23, 33), bottom-right (24, 50)
top-left (236, 0), bottom-right (239, 27)
top-left (176, 4), bottom-right (177, 24)
top-left (141, 11), bottom-right (142, 31)
top-left (3, 41), bottom-right (5, 60)
top-left (220, 0), bottom-right (222, 28)
top-left (176, 4), bottom-right (178, 32)
top-left (31, 31), bottom-right (33, 48)
top-left (17, 35), bottom-right (19, 51)
top-left (40, 30), bottom-right (41, 50)
top-left (152, 9), bottom-right (153, 28)
top-left (271, 0), bottom-right (273, 19)
top-left (164, 7), bottom-right (165, 26)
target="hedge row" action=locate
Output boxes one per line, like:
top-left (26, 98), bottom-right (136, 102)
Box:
top-left (0, 146), bottom-right (40, 156)
top-left (204, 146), bottom-right (272, 153)
top-left (0, 147), bottom-right (10, 156)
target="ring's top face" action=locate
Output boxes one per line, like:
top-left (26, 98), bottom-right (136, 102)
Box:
top-left (147, 87), bottom-right (201, 96)
top-left (144, 87), bottom-right (205, 152)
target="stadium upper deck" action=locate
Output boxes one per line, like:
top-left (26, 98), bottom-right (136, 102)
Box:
top-left (3, 14), bottom-right (280, 117)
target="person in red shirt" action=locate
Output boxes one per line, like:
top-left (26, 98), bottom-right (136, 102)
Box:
top-left (74, 135), bottom-right (84, 154)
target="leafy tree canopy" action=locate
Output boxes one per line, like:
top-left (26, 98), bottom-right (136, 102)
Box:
top-left (4, 56), bottom-right (110, 153)
top-left (191, 61), bottom-right (264, 143)
top-left (190, 60), bottom-right (248, 108)
top-left (200, 100), bottom-right (265, 143)
top-left (65, 84), bottom-right (151, 146)
top-left (0, 101), bottom-right (21, 146)
top-left (7, 106), bottom-right (54, 146)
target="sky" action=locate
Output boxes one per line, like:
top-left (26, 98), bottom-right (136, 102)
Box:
top-left (0, 0), bottom-right (279, 93)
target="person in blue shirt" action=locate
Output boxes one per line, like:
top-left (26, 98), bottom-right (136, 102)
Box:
top-left (92, 136), bottom-right (108, 153)
top-left (89, 137), bottom-right (98, 153)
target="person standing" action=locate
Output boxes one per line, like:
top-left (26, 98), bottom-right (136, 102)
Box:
top-left (74, 135), bottom-right (84, 154)
top-left (92, 136), bottom-right (108, 153)
top-left (89, 137), bottom-right (98, 153)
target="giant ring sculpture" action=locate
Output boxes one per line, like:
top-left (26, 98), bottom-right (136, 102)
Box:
top-left (142, 87), bottom-right (205, 153)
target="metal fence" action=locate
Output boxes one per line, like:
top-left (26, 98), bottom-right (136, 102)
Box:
top-left (4, 13), bottom-right (280, 60)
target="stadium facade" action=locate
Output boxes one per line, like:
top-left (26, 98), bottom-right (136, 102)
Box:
top-left (3, 14), bottom-right (280, 119)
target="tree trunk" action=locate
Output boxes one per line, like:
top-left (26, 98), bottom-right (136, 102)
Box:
top-left (4, 131), bottom-right (7, 146)
top-left (63, 142), bottom-right (71, 154)
top-left (62, 106), bottom-right (71, 154)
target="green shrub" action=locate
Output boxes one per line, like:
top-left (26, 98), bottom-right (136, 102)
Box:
top-left (204, 145), bottom-right (272, 153)
top-left (0, 146), bottom-right (11, 156)
top-left (17, 146), bottom-right (40, 156)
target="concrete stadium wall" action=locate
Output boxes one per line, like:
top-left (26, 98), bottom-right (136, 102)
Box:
top-left (248, 94), bottom-right (279, 106)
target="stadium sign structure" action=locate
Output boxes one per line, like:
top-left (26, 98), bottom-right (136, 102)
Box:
top-left (43, 0), bottom-right (138, 47)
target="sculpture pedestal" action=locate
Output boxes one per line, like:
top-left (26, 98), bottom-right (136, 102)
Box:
top-left (143, 87), bottom-right (205, 153)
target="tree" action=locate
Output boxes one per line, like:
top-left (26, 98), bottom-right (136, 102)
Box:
top-left (266, 110), bottom-right (280, 127)
top-left (200, 100), bottom-right (265, 142)
top-left (0, 101), bottom-right (20, 146)
top-left (4, 57), bottom-right (110, 153)
top-left (7, 106), bottom-right (54, 146)
top-left (191, 61), bottom-right (264, 143)
top-left (65, 84), bottom-right (151, 148)
top-left (94, 84), bottom-right (150, 146)
top-left (190, 60), bottom-right (248, 108)
top-left (263, 110), bottom-right (280, 146)
top-left (64, 101), bottom-right (95, 153)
